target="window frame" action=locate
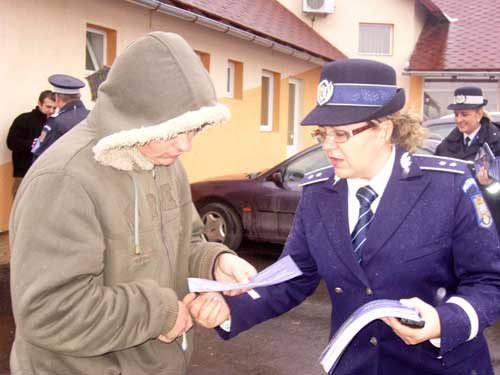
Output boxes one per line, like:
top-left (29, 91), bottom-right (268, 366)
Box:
top-left (358, 23), bottom-right (393, 56)
top-left (226, 60), bottom-right (235, 98)
top-left (260, 70), bottom-right (275, 132)
top-left (86, 27), bottom-right (107, 72)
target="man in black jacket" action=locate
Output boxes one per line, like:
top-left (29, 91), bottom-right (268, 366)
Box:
top-left (31, 74), bottom-right (89, 161)
top-left (435, 86), bottom-right (500, 234)
top-left (6, 90), bottom-right (56, 196)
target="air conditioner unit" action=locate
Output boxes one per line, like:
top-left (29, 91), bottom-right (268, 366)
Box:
top-left (303, 0), bottom-right (335, 14)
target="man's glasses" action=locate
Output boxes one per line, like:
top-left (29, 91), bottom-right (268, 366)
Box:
top-left (310, 122), bottom-right (377, 144)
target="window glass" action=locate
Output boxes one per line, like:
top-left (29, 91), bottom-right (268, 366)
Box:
top-left (227, 61), bottom-right (235, 97)
top-left (260, 71), bottom-right (274, 131)
top-left (423, 80), bottom-right (499, 120)
top-left (288, 83), bottom-right (296, 146)
top-left (86, 29), bottom-right (106, 71)
top-left (359, 24), bottom-right (392, 55)
top-left (283, 147), bottom-right (329, 188)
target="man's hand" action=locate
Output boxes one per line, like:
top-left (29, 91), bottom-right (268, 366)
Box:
top-left (214, 253), bottom-right (257, 296)
top-left (381, 297), bottom-right (441, 345)
top-left (158, 293), bottom-right (196, 343)
top-left (477, 167), bottom-right (492, 185)
top-left (187, 292), bottom-right (230, 328)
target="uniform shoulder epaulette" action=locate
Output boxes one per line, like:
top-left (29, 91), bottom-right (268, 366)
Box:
top-left (412, 154), bottom-right (472, 174)
top-left (299, 165), bottom-right (334, 187)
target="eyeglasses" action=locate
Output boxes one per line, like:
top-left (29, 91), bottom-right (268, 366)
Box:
top-left (310, 122), bottom-right (377, 144)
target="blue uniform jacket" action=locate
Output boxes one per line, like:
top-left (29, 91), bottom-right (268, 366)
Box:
top-left (219, 146), bottom-right (500, 375)
top-left (32, 99), bottom-right (89, 159)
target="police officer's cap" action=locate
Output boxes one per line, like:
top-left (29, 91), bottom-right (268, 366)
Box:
top-left (447, 86), bottom-right (488, 110)
top-left (48, 74), bottom-right (85, 95)
top-left (301, 59), bottom-right (405, 126)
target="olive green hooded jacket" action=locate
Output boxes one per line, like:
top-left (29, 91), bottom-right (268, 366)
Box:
top-left (10, 32), bottom-right (232, 375)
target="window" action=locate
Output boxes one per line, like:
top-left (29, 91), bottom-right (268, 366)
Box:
top-left (260, 71), bottom-right (274, 131)
top-left (85, 24), bottom-right (116, 71)
top-left (423, 79), bottom-right (499, 120)
top-left (226, 61), bottom-right (235, 98)
top-left (283, 147), bottom-right (329, 189)
top-left (358, 23), bottom-right (393, 55)
top-left (195, 50), bottom-right (210, 72)
top-left (287, 78), bottom-right (303, 157)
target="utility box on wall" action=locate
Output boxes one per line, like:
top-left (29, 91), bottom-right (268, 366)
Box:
top-left (302, 0), bottom-right (335, 14)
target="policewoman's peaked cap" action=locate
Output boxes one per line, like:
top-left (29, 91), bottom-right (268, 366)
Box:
top-left (447, 86), bottom-right (488, 110)
top-left (301, 59), bottom-right (405, 126)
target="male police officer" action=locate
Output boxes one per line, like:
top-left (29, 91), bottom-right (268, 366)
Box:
top-left (32, 74), bottom-right (89, 160)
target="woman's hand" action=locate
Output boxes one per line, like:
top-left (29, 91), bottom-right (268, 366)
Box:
top-left (187, 292), bottom-right (230, 328)
top-left (214, 253), bottom-right (257, 296)
top-left (381, 297), bottom-right (441, 345)
top-left (477, 167), bottom-right (492, 185)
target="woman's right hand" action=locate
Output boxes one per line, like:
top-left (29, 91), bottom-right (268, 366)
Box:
top-left (187, 292), bottom-right (230, 328)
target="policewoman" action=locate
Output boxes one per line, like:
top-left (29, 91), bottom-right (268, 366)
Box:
top-left (435, 86), bottom-right (500, 234)
top-left (217, 60), bottom-right (500, 374)
top-left (32, 74), bottom-right (89, 160)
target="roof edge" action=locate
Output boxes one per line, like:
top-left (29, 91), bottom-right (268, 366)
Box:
top-left (417, 0), bottom-right (451, 22)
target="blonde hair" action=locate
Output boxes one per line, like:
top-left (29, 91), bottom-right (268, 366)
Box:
top-left (373, 112), bottom-right (426, 153)
top-left (480, 108), bottom-right (492, 122)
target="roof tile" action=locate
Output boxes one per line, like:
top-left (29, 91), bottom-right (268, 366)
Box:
top-left (409, 0), bottom-right (500, 71)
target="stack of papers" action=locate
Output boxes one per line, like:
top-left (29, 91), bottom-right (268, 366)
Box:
top-left (188, 255), bottom-right (303, 293)
top-left (319, 299), bottom-right (424, 373)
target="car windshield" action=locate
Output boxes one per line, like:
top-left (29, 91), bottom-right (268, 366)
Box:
top-left (426, 123), bottom-right (455, 139)
top-left (283, 147), bottom-right (330, 188)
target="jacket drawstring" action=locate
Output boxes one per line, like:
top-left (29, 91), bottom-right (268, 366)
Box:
top-left (131, 174), bottom-right (141, 255)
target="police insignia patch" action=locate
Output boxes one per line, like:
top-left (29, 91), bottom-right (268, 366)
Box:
top-left (455, 95), bottom-right (466, 104)
top-left (317, 80), bottom-right (334, 106)
top-left (472, 193), bottom-right (492, 228)
top-left (462, 177), bottom-right (493, 228)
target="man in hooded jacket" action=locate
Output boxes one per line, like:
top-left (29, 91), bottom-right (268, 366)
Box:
top-left (9, 32), bottom-right (255, 375)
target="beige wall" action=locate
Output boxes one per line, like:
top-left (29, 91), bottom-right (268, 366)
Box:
top-left (277, 0), bottom-right (427, 109)
top-left (0, 0), bottom-right (321, 229)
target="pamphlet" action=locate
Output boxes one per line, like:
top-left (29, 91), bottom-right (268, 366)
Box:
top-left (474, 142), bottom-right (500, 181)
top-left (187, 255), bottom-right (303, 293)
top-left (319, 299), bottom-right (425, 374)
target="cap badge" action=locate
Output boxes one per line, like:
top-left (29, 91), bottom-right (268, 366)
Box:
top-left (455, 95), bottom-right (466, 104)
top-left (317, 80), bottom-right (334, 106)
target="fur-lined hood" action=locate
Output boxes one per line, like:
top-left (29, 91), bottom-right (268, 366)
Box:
top-left (89, 32), bottom-right (230, 171)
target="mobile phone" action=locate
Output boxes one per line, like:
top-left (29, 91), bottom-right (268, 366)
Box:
top-left (399, 317), bottom-right (425, 328)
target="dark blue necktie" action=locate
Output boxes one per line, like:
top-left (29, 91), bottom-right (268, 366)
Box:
top-left (351, 185), bottom-right (378, 264)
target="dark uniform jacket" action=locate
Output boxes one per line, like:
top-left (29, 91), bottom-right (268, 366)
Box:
top-left (32, 99), bottom-right (89, 160)
top-left (435, 117), bottom-right (500, 233)
top-left (6, 107), bottom-right (46, 177)
top-left (219, 147), bottom-right (500, 375)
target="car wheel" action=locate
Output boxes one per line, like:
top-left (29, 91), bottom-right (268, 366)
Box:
top-left (198, 202), bottom-right (243, 250)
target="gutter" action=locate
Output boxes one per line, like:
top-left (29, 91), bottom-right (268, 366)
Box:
top-left (125, 0), bottom-right (328, 65)
top-left (404, 70), bottom-right (500, 78)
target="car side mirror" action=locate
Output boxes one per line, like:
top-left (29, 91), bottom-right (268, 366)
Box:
top-left (269, 171), bottom-right (284, 188)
